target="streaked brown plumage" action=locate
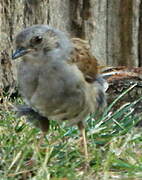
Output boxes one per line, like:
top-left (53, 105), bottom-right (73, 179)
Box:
top-left (70, 38), bottom-right (98, 82)
top-left (70, 40), bottom-right (142, 114)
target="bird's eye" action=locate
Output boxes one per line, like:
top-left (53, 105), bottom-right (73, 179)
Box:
top-left (30, 36), bottom-right (43, 45)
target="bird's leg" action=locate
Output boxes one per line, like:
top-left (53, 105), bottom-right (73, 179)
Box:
top-left (25, 130), bottom-right (47, 168)
top-left (36, 118), bottom-right (49, 149)
top-left (37, 131), bottom-right (46, 149)
top-left (24, 133), bottom-right (46, 168)
top-left (77, 121), bottom-right (88, 161)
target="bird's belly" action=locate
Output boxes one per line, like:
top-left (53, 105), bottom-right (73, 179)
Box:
top-left (18, 62), bottom-right (106, 124)
top-left (29, 78), bottom-right (86, 122)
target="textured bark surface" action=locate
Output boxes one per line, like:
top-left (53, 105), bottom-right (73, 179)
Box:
top-left (0, 0), bottom-right (142, 90)
top-left (139, 0), bottom-right (142, 67)
top-left (102, 0), bottom-right (140, 66)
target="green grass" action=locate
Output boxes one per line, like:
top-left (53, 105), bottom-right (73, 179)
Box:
top-left (0, 87), bottom-right (142, 180)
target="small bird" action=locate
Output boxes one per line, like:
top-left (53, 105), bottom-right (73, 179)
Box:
top-left (12, 25), bottom-right (107, 160)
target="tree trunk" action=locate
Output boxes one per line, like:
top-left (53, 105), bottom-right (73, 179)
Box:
top-left (0, 0), bottom-right (142, 90)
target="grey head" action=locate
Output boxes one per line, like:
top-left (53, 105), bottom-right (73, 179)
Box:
top-left (12, 25), bottom-right (73, 61)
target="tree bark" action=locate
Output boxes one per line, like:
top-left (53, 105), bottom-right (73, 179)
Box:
top-left (0, 0), bottom-right (141, 90)
top-left (139, 0), bottom-right (142, 66)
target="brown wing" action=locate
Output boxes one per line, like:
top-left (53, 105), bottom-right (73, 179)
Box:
top-left (69, 38), bottom-right (98, 82)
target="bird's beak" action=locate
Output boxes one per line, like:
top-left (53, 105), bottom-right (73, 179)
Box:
top-left (12, 48), bottom-right (32, 60)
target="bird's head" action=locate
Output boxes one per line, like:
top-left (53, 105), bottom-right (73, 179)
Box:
top-left (12, 25), bottom-right (72, 61)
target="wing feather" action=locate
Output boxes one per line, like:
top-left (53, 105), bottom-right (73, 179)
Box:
top-left (69, 38), bottom-right (98, 82)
